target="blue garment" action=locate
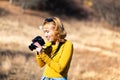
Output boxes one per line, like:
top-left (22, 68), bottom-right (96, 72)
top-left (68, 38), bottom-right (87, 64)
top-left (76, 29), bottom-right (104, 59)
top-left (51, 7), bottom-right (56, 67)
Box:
top-left (41, 76), bottom-right (67, 80)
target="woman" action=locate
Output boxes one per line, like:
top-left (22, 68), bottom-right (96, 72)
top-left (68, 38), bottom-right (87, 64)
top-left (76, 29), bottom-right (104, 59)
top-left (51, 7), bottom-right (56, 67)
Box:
top-left (34, 17), bottom-right (73, 80)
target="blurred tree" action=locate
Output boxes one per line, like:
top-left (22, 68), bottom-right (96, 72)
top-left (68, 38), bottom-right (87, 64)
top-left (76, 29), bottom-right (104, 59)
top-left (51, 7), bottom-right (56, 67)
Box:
top-left (11, 0), bottom-right (93, 19)
top-left (31, 0), bottom-right (91, 19)
top-left (93, 0), bottom-right (120, 26)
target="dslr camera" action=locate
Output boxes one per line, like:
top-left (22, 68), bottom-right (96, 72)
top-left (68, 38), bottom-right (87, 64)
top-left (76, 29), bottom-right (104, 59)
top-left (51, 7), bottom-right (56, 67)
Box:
top-left (29, 36), bottom-right (45, 51)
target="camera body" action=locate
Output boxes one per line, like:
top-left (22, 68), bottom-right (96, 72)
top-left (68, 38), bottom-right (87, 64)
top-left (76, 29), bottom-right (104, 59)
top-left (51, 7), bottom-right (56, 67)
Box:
top-left (29, 36), bottom-right (45, 51)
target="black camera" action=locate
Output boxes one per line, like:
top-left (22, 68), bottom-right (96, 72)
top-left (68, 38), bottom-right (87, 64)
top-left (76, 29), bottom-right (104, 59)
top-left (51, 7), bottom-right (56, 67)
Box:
top-left (29, 36), bottom-right (45, 51)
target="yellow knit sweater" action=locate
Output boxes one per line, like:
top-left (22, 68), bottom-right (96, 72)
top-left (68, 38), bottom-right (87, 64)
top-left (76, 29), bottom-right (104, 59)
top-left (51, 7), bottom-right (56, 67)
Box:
top-left (36, 40), bottom-right (73, 78)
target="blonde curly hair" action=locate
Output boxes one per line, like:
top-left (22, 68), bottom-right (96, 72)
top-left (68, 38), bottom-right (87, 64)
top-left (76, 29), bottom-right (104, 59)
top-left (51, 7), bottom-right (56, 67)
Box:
top-left (42, 17), bottom-right (67, 42)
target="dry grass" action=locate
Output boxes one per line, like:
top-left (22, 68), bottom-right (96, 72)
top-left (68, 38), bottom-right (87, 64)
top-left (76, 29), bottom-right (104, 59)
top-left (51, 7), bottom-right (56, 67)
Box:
top-left (0, 1), bottom-right (120, 80)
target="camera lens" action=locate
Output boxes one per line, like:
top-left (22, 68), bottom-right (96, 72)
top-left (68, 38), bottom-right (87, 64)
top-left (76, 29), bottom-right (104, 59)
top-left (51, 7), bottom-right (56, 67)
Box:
top-left (28, 36), bottom-right (45, 51)
top-left (29, 43), bottom-right (37, 51)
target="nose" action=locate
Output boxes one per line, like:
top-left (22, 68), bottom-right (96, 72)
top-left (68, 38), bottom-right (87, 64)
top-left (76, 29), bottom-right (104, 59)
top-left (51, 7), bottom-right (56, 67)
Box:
top-left (44, 33), bottom-right (48, 38)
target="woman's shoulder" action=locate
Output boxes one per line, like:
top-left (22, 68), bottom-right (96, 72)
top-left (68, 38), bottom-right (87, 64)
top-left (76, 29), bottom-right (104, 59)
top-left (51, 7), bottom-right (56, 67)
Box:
top-left (64, 40), bottom-right (73, 45)
top-left (62, 40), bottom-right (73, 49)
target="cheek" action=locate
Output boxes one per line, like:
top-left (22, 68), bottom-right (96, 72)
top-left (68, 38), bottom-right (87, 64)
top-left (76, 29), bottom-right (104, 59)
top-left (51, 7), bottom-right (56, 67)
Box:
top-left (49, 32), bottom-right (56, 39)
top-left (50, 33), bottom-right (55, 38)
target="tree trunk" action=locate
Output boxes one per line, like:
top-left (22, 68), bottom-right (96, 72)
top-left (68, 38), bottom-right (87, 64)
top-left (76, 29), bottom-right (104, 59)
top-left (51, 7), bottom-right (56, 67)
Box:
top-left (9, 0), bottom-right (13, 4)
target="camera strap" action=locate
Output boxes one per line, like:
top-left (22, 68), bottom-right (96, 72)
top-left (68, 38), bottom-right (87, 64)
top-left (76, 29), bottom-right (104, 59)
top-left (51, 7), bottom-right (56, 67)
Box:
top-left (51, 42), bottom-right (63, 59)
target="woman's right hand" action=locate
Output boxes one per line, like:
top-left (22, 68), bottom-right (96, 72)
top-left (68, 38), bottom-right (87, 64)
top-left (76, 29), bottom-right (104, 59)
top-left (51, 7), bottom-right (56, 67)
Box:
top-left (34, 42), bottom-right (43, 53)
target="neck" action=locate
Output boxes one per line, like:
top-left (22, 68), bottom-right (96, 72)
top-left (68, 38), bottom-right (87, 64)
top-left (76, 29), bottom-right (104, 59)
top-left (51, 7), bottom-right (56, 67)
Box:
top-left (52, 41), bottom-right (59, 45)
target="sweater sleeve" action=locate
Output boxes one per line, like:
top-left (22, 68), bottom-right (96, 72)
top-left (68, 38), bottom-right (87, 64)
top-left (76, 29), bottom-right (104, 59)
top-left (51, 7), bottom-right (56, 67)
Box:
top-left (37, 41), bottom-right (73, 73)
top-left (36, 53), bottom-right (46, 67)
top-left (36, 41), bottom-right (52, 67)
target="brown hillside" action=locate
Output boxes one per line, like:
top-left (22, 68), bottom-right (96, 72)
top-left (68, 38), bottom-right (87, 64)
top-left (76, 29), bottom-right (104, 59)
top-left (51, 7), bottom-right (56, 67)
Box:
top-left (0, 1), bottom-right (120, 80)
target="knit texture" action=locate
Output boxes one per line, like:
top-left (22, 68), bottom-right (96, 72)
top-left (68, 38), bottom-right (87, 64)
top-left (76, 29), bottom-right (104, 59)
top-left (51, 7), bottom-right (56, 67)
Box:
top-left (36, 40), bottom-right (73, 78)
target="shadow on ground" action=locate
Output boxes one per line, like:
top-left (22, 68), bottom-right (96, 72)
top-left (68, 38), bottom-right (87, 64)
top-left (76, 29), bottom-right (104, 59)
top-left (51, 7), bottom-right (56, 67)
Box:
top-left (0, 8), bottom-right (10, 16)
top-left (0, 49), bottom-right (34, 61)
top-left (0, 49), bottom-right (36, 80)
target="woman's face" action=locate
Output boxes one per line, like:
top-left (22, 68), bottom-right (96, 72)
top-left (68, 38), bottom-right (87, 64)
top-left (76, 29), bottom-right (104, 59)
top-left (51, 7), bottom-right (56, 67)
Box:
top-left (43, 24), bottom-right (57, 42)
